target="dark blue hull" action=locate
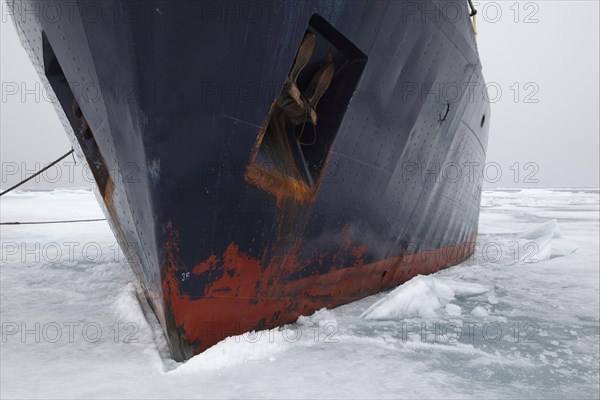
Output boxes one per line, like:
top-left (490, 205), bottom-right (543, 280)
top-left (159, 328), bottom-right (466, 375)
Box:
top-left (11, 0), bottom-right (490, 361)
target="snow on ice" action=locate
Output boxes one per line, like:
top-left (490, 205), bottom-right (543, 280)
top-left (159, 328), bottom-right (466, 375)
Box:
top-left (361, 275), bottom-right (490, 320)
top-left (1, 189), bottom-right (599, 398)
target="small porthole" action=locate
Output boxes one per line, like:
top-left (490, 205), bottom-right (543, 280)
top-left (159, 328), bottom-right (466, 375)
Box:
top-left (480, 114), bottom-right (486, 127)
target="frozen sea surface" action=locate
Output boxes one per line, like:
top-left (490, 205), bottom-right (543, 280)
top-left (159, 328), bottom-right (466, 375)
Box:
top-left (1, 189), bottom-right (598, 399)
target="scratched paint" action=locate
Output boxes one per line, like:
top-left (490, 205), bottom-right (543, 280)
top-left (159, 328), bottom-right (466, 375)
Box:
top-left (160, 219), bottom-right (476, 358)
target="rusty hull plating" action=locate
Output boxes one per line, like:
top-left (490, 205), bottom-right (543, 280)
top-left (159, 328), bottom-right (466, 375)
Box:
top-left (11, 1), bottom-right (490, 361)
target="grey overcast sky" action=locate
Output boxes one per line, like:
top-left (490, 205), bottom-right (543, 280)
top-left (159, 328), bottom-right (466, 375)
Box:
top-left (1, 1), bottom-right (599, 189)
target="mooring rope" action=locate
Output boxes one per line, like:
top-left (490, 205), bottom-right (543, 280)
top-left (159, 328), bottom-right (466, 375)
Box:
top-left (0, 149), bottom-right (109, 225)
top-left (0, 218), bottom-right (106, 226)
top-left (0, 149), bottom-right (75, 197)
